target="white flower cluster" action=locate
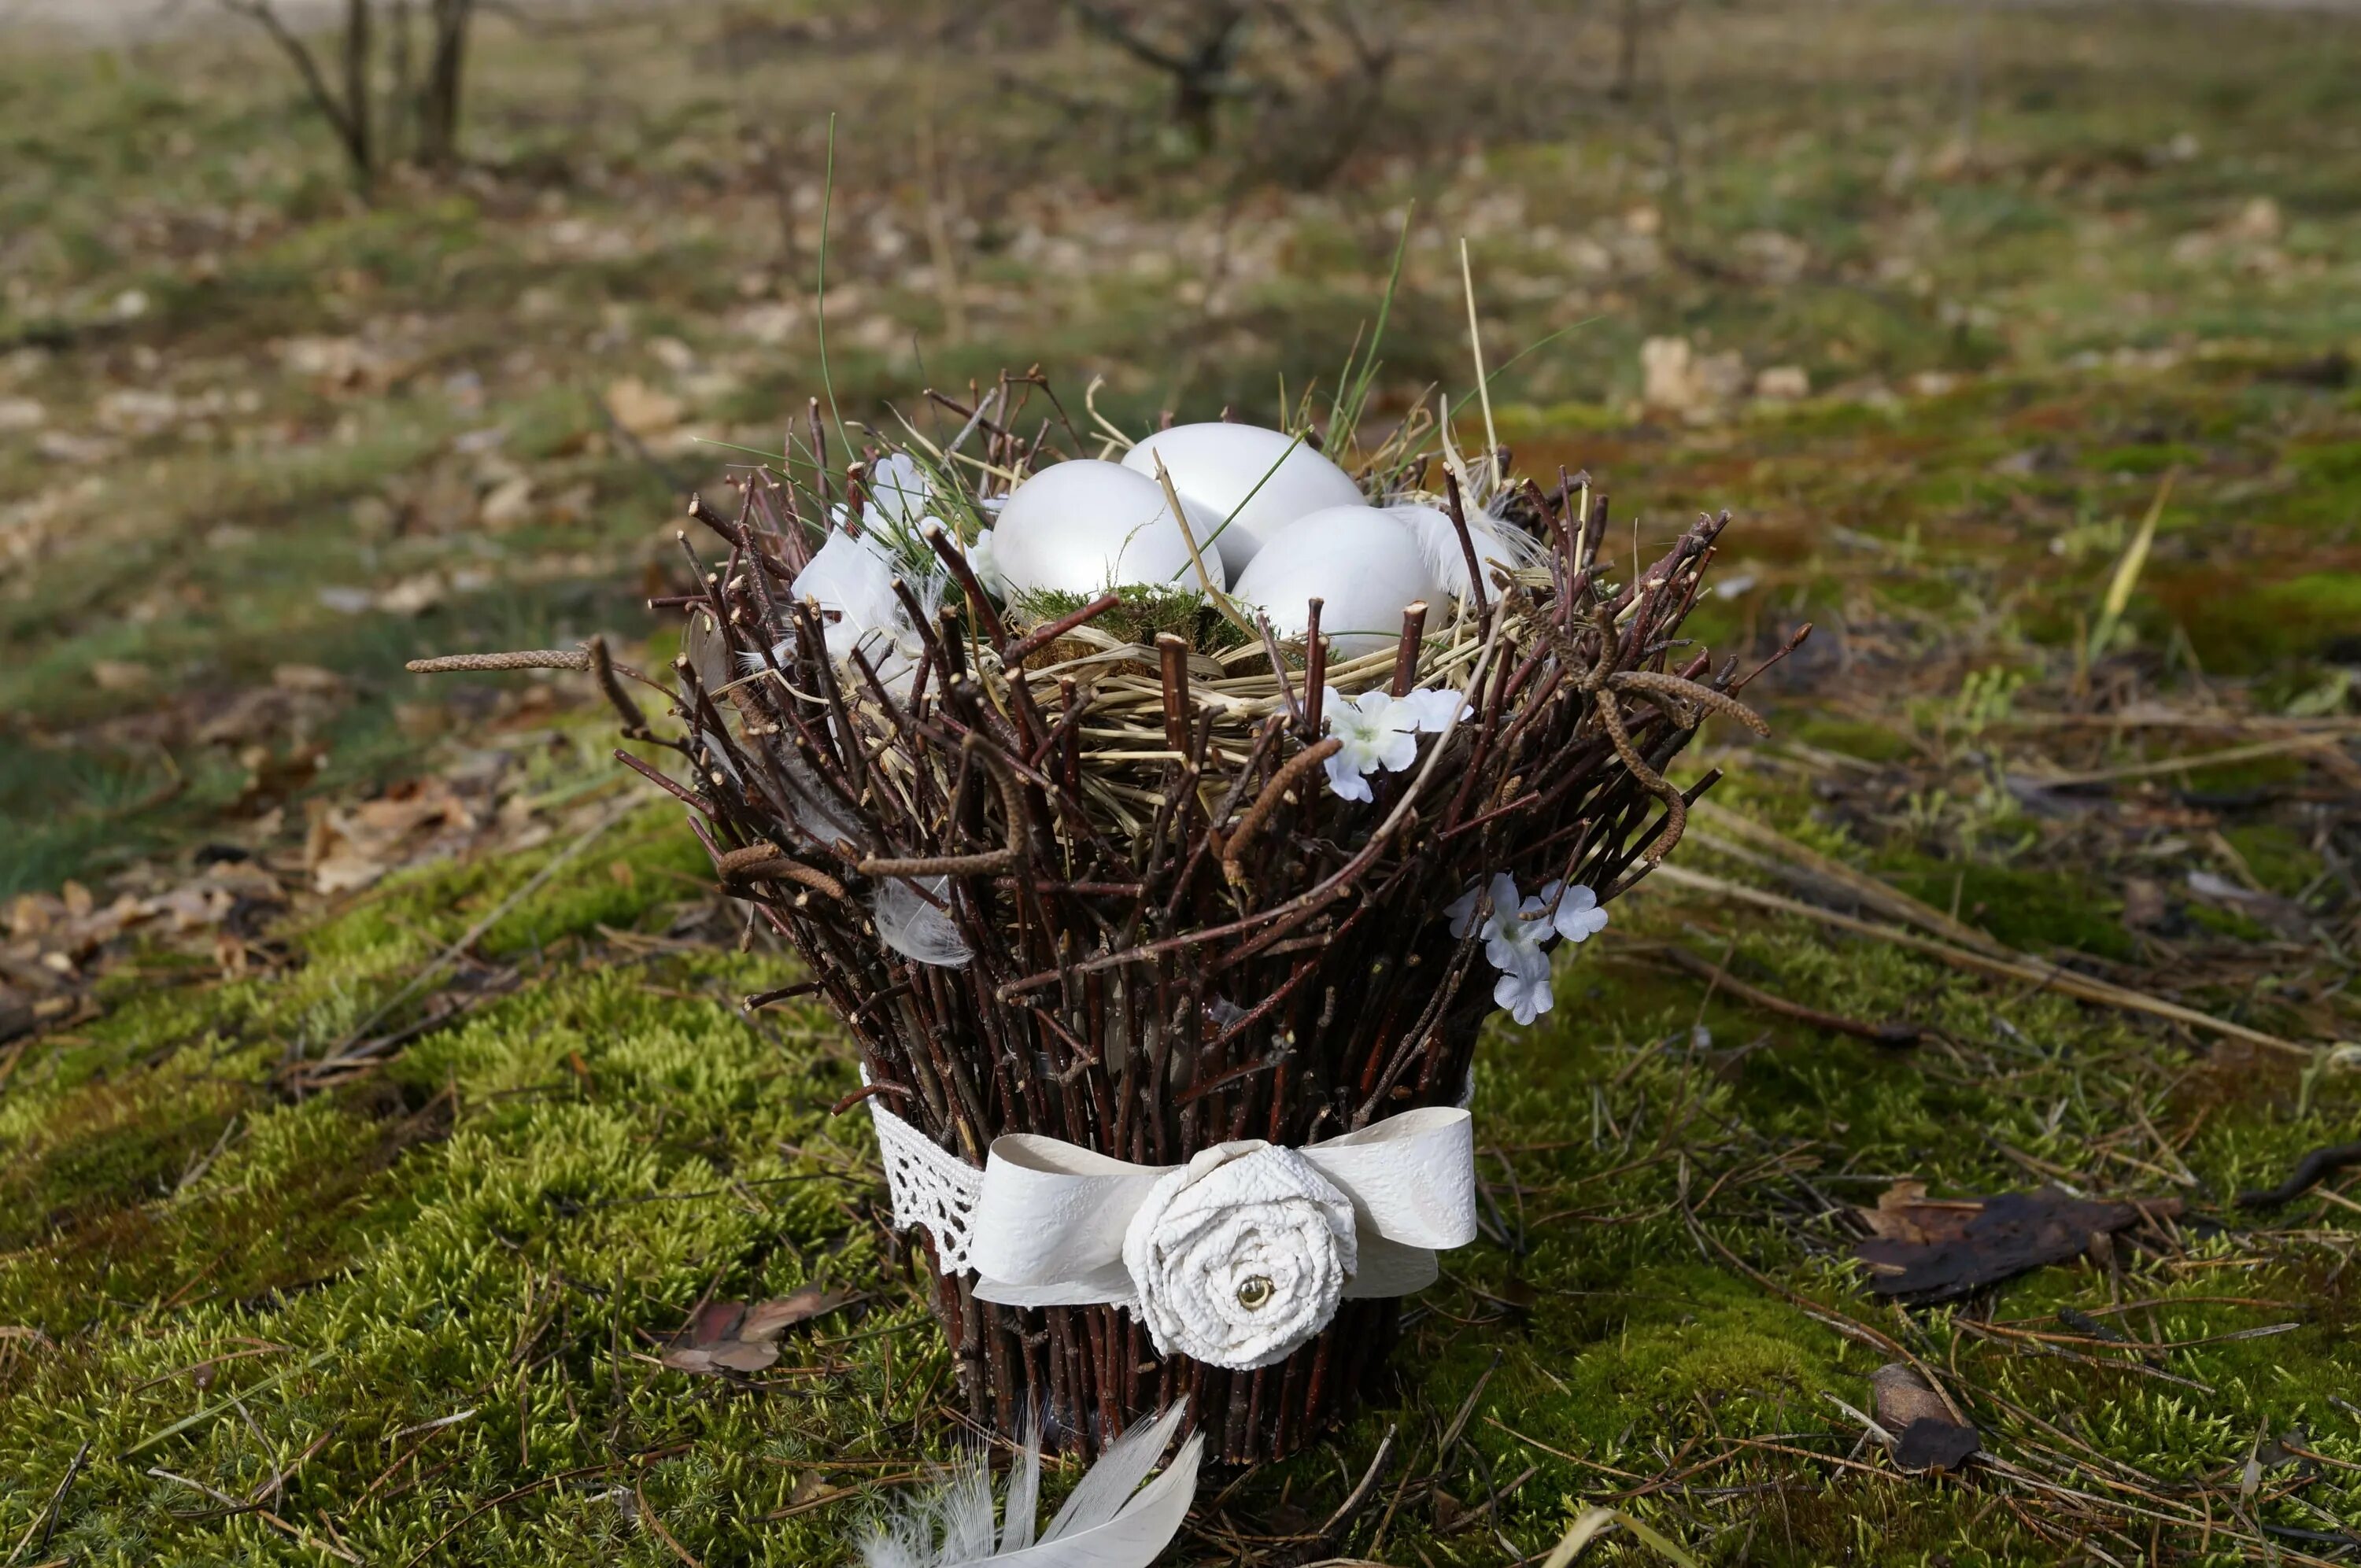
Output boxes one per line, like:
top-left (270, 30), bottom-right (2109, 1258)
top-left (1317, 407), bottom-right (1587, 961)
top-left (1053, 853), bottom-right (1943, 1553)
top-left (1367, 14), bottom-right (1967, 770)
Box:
top-left (1446, 874), bottom-right (1609, 1025)
top-left (1318, 685), bottom-right (1469, 802)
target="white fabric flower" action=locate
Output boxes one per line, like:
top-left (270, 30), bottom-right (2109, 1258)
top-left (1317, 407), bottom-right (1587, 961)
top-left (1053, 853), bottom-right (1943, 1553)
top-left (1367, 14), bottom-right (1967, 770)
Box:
top-left (1443, 872), bottom-right (1599, 1027)
top-left (1321, 688), bottom-right (1417, 802)
top-left (1121, 1141), bottom-right (1357, 1371)
top-left (1393, 686), bottom-right (1472, 733)
top-left (1494, 962), bottom-right (1554, 1025)
top-left (1480, 885), bottom-right (1554, 985)
top-left (1542, 880), bottom-right (1609, 943)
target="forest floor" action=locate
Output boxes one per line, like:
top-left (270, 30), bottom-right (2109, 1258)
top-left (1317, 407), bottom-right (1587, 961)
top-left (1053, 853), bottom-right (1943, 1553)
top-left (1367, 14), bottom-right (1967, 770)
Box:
top-left (3, 1), bottom-right (2359, 1563)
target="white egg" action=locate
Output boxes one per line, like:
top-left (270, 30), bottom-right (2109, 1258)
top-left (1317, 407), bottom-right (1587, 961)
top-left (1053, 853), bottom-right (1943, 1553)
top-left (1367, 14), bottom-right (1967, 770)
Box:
top-left (1121, 423), bottom-right (1367, 577)
top-left (989, 459), bottom-right (1226, 598)
top-left (1231, 505), bottom-right (1444, 660)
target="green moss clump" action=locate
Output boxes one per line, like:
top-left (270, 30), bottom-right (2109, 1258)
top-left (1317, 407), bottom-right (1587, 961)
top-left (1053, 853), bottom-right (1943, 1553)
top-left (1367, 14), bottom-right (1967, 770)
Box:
top-left (1009, 582), bottom-right (1254, 655)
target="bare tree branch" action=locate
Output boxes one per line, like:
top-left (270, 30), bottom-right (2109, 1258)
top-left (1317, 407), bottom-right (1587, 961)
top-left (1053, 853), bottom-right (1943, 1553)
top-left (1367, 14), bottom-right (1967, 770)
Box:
top-left (1068, 0), bottom-right (1254, 146)
top-left (218, 0), bottom-right (371, 182)
top-left (417, 0), bottom-right (475, 168)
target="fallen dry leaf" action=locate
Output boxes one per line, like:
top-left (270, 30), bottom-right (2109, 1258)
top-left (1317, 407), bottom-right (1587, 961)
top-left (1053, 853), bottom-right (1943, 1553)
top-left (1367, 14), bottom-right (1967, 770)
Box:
top-left (1856, 1181), bottom-right (2178, 1302)
top-left (478, 474), bottom-right (535, 529)
top-left (659, 1286), bottom-right (856, 1375)
top-left (272, 663), bottom-right (345, 696)
top-left (2121, 876), bottom-right (2168, 929)
top-left (781, 1471), bottom-right (834, 1509)
top-left (1640, 335), bottom-right (1747, 417)
top-left (375, 573), bottom-right (447, 617)
top-left (91, 659), bottom-right (150, 693)
top-left (305, 777), bottom-right (477, 894)
top-left (604, 376), bottom-right (682, 437)
top-left (1869, 1363), bottom-right (1979, 1473)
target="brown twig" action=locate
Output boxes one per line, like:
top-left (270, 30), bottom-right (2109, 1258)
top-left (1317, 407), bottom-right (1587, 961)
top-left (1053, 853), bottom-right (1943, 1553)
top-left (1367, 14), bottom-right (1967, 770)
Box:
top-left (1648, 944), bottom-right (1926, 1046)
top-left (1221, 740), bottom-right (1342, 886)
top-left (2239, 1142), bottom-right (2361, 1208)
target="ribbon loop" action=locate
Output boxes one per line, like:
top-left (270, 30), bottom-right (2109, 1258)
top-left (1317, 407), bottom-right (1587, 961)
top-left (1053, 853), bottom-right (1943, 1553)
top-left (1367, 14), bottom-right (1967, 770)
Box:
top-left (963, 1134), bottom-right (1166, 1302)
top-left (868, 1098), bottom-right (1478, 1368)
top-left (1296, 1105), bottom-right (1477, 1252)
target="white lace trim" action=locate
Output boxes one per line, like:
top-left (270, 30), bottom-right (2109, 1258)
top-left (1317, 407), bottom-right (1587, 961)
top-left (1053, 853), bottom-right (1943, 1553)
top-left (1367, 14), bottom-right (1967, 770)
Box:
top-left (867, 1093), bottom-right (984, 1272)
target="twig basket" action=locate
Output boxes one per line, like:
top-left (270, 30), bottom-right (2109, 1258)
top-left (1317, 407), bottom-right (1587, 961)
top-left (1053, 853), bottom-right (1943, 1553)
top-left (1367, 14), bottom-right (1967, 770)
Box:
top-left (419, 373), bottom-right (1778, 1462)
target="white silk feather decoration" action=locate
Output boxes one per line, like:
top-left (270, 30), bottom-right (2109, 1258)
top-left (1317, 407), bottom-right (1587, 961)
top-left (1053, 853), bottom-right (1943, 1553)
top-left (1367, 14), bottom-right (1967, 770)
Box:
top-left (685, 612), bottom-right (863, 850)
top-left (874, 875), bottom-right (975, 968)
top-left (861, 1404), bottom-right (1202, 1568)
top-left (1389, 502), bottom-right (1547, 601)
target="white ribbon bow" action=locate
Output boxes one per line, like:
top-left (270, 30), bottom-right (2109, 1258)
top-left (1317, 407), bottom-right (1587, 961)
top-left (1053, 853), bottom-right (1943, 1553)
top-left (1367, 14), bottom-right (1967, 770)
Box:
top-left (868, 1097), bottom-right (1477, 1371)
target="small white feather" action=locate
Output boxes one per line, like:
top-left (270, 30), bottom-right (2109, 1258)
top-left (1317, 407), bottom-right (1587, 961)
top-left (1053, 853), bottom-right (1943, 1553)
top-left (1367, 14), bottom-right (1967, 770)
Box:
top-left (1038, 1404), bottom-right (1188, 1544)
top-left (1000, 1416), bottom-right (1041, 1554)
top-left (860, 1404), bottom-right (1198, 1568)
top-left (1000, 1436), bottom-right (1200, 1568)
top-left (1388, 503), bottom-right (1546, 601)
top-left (875, 876), bottom-right (975, 968)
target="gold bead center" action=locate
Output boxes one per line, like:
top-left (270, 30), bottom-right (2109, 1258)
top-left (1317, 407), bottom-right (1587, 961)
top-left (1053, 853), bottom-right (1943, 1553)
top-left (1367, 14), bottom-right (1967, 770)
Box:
top-left (1236, 1275), bottom-right (1274, 1311)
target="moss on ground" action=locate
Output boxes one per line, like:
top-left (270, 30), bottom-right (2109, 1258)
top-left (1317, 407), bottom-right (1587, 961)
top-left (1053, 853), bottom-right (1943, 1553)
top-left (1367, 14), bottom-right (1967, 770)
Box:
top-left (3, 791), bottom-right (2357, 1565)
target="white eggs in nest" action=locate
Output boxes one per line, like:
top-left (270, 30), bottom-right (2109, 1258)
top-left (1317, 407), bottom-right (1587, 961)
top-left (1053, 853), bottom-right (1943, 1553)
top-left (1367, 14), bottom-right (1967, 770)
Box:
top-left (1121, 422), bottom-right (1366, 577)
top-left (988, 459), bottom-right (1227, 599)
top-left (1231, 505), bottom-right (1444, 660)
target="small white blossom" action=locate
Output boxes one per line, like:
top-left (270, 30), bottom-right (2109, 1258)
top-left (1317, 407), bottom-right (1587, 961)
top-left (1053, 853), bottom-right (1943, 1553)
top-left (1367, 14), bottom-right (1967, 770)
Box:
top-left (1321, 688), bottom-right (1417, 802)
top-left (1480, 886), bottom-right (1554, 982)
top-left (1392, 686), bottom-right (1472, 732)
top-left (1494, 962), bottom-right (1555, 1025)
top-left (1320, 685), bottom-right (1463, 802)
top-left (1443, 871), bottom-right (1609, 1028)
top-left (1542, 880), bottom-right (1609, 943)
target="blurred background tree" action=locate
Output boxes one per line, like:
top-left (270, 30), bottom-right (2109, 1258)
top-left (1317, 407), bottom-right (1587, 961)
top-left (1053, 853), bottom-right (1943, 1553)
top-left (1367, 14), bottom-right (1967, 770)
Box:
top-left (1057, 0), bottom-right (1398, 179)
top-left (216, 0), bottom-right (477, 189)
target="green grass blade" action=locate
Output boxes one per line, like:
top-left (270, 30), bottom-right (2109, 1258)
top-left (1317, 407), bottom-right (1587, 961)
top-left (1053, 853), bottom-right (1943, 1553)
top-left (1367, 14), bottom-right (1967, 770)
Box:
top-left (119, 1348), bottom-right (333, 1460)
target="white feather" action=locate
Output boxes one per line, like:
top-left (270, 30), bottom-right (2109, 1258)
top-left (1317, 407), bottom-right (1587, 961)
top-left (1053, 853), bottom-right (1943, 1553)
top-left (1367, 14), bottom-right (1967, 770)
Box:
top-left (694, 729), bottom-right (740, 783)
top-left (1037, 1404), bottom-right (1190, 1544)
top-left (1388, 503), bottom-right (1546, 601)
top-left (874, 875), bottom-right (975, 968)
top-left (1000, 1419), bottom-right (1041, 1554)
top-left (683, 611), bottom-right (735, 697)
top-left (860, 1404), bottom-right (1199, 1568)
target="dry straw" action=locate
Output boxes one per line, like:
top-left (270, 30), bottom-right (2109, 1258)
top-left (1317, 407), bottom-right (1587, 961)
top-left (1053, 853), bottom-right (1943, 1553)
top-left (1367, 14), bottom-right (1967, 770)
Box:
top-left (413, 365), bottom-right (1786, 1462)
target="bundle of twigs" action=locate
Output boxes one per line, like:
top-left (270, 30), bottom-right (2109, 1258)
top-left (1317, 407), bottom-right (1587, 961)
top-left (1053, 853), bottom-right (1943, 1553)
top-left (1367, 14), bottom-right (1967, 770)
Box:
top-left (413, 371), bottom-right (1788, 1463)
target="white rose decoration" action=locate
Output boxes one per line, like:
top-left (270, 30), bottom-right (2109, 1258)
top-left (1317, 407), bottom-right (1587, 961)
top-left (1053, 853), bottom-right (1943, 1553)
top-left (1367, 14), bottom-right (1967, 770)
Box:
top-left (1119, 1141), bottom-right (1358, 1371)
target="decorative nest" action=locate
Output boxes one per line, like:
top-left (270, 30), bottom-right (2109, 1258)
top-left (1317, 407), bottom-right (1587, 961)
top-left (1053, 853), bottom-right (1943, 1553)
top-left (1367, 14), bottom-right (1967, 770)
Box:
top-left (413, 371), bottom-right (1791, 1463)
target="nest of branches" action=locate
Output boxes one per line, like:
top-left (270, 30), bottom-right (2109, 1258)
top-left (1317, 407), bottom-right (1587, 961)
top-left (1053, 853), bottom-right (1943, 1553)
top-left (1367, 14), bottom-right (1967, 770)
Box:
top-left (417, 371), bottom-right (1787, 1462)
